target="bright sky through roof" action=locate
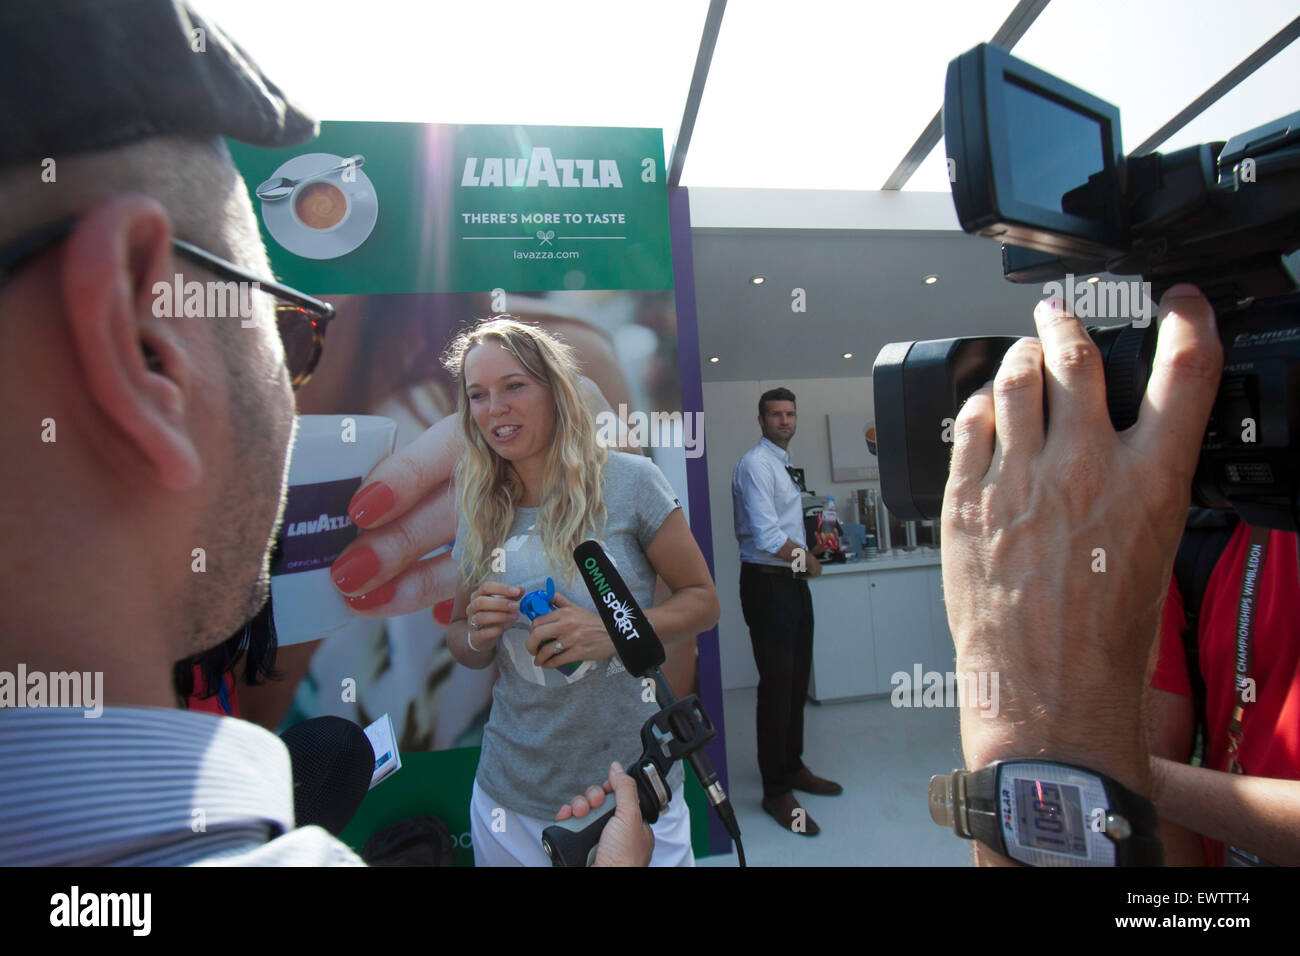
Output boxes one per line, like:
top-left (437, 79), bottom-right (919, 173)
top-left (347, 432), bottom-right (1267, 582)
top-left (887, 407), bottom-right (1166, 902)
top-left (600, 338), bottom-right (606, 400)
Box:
top-left (204, 0), bottom-right (1298, 193)
top-left (908, 0), bottom-right (1300, 190)
top-left (199, 0), bottom-right (711, 160)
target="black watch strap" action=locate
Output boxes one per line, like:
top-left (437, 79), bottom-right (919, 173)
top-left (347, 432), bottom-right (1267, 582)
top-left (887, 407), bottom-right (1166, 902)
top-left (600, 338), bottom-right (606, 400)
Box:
top-left (1092, 769), bottom-right (1162, 867)
top-left (962, 764), bottom-right (1007, 857)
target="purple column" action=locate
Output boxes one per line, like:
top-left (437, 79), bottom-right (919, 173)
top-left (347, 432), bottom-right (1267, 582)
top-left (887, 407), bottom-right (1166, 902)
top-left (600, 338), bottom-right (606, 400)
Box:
top-left (669, 185), bottom-right (733, 858)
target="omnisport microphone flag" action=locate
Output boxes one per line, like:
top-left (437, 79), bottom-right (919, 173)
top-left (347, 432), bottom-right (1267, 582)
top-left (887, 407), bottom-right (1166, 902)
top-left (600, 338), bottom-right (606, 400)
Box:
top-left (572, 540), bottom-right (665, 676)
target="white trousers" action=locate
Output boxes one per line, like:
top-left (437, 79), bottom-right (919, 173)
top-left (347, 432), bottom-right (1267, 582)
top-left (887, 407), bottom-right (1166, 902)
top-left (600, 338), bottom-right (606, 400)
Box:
top-left (470, 778), bottom-right (696, 867)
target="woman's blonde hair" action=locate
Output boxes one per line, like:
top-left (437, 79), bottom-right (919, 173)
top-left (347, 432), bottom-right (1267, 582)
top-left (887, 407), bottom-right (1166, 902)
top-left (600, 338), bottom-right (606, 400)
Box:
top-left (444, 317), bottom-right (607, 587)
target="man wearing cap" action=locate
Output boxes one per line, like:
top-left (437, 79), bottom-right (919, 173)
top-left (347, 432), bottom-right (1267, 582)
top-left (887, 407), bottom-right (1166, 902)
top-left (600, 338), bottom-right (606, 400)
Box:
top-left (0, 0), bottom-right (651, 867)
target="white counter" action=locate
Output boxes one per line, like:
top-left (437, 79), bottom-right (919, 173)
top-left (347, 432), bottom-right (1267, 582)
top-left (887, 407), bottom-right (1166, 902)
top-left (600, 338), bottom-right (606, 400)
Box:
top-left (816, 551), bottom-right (942, 574)
top-left (806, 552), bottom-right (952, 703)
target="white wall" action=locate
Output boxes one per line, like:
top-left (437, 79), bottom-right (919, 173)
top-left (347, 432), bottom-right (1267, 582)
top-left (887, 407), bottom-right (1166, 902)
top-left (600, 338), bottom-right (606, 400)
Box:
top-left (702, 376), bottom-right (876, 690)
top-left (688, 188), bottom-right (960, 231)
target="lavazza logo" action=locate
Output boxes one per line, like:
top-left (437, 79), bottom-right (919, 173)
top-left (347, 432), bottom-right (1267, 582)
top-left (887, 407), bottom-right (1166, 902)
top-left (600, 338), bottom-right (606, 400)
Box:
top-left (461, 146), bottom-right (623, 188)
top-left (284, 511), bottom-right (352, 537)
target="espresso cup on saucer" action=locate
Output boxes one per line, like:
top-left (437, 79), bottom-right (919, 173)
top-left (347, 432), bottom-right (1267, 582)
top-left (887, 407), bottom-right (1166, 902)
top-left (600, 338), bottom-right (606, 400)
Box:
top-left (290, 177), bottom-right (353, 234)
top-left (270, 415), bottom-right (397, 645)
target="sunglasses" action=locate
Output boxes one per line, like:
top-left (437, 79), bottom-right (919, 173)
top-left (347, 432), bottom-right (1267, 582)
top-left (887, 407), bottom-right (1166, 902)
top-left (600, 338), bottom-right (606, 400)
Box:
top-left (0, 217), bottom-right (335, 389)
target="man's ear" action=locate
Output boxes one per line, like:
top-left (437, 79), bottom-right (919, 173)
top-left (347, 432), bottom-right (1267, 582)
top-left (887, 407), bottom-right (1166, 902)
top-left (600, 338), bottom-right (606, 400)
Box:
top-left (60, 195), bottom-right (201, 490)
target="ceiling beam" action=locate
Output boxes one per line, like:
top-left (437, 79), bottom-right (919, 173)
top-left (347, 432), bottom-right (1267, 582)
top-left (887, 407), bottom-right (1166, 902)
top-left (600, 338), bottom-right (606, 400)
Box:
top-left (668, 0), bottom-right (727, 188)
top-left (1132, 15), bottom-right (1300, 156)
top-left (881, 0), bottom-right (1052, 190)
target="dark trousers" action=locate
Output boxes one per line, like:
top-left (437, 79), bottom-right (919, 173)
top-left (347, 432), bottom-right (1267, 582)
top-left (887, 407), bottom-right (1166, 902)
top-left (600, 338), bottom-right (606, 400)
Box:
top-left (739, 564), bottom-right (814, 797)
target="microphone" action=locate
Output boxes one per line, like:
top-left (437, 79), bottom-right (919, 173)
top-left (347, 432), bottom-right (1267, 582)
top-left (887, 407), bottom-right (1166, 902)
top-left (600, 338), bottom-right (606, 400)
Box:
top-left (551, 541), bottom-right (743, 864)
top-left (280, 716), bottom-right (375, 836)
top-left (573, 541), bottom-right (665, 679)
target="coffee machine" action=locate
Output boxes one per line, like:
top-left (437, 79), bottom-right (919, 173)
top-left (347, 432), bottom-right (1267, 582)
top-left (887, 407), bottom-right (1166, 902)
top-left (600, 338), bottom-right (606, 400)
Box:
top-left (854, 487), bottom-right (927, 556)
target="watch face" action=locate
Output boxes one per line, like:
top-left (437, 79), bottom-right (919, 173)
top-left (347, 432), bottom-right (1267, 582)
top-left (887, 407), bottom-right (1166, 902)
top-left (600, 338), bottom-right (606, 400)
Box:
top-left (999, 762), bottom-right (1118, 866)
top-left (1014, 778), bottom-right (1087, 857)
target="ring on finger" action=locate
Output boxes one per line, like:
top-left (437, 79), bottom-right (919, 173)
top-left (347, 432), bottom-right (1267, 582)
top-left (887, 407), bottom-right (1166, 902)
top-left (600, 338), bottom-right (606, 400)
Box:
top-left (471, 615), bottom-right (481, 630)
top-left (553, 640), bottom-right (564, 655)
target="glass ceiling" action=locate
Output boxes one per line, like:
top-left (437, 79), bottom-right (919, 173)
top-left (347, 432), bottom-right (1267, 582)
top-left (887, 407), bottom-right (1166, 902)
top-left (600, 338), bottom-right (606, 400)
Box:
top-left (204, 0), bottom-right (1299, 194)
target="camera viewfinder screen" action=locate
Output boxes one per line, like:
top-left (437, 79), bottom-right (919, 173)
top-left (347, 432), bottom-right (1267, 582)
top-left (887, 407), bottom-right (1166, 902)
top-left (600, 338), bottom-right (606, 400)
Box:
top-left (1003, 78), bottom-right (1106, 219)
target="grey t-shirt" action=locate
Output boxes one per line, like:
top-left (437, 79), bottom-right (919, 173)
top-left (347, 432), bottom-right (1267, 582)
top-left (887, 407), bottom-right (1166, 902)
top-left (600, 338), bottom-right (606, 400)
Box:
top-left (452, 452), bottom-right (686, 818)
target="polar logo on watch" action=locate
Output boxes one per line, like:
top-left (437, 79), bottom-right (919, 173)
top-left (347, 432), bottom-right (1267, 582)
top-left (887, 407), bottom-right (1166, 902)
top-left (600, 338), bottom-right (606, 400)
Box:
top-left (1001, 789), bottom-right (1013, 830)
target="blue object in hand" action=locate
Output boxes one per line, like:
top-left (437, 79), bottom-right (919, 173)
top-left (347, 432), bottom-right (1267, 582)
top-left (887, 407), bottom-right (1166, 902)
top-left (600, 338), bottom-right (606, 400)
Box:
top-left (522, 578), bottom-right (580, 677)
top-left (520, 578), bottom-right (556, 621)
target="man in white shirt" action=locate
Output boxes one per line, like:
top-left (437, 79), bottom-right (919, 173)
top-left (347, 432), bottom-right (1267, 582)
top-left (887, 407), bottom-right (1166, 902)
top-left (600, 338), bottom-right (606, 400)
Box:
top-left (732, 388), bottom-right (842, 836)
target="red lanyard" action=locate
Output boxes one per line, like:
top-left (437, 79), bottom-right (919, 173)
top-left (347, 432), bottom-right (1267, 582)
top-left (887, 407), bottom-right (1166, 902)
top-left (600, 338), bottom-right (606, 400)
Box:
top-left (1225, 526), bottom-right (1270, 775)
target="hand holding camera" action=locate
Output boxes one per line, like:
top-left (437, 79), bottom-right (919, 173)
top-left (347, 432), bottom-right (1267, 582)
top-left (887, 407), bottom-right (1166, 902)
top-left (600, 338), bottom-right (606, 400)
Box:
top-left (945, 288), bottom-right (1222, 796)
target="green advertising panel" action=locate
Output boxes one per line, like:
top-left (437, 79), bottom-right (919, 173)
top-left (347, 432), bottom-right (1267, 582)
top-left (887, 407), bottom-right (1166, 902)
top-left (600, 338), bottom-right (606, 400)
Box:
top-left (228, 122), bottom-right (671, 294)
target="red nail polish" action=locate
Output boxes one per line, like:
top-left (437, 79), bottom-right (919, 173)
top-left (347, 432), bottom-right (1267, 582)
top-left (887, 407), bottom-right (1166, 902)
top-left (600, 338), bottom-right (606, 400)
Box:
top-left (433, 599), bottom-right (454, 626)
top-left (349, 482), bottom-right (395, 527)
top-left (346, 582), bottom-right (395, 610)
top-left (330, 546), bottom-right (381, 593)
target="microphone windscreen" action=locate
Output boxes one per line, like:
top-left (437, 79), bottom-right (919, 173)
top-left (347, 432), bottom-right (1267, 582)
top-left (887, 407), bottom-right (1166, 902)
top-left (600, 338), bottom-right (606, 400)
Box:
top-left (280, 716), bottom-right (375, 836)
top-left (573, 540), bottom-right (665, 677)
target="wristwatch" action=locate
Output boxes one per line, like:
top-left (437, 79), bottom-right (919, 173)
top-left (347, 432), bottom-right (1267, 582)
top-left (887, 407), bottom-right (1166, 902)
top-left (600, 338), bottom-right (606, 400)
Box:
top-left (928, 760), bottom-right (1163, 866)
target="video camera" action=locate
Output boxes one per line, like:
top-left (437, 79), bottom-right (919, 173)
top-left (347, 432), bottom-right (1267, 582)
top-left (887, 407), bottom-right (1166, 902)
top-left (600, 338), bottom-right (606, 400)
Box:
top-left (874, 43), bottom-right (1300, 532)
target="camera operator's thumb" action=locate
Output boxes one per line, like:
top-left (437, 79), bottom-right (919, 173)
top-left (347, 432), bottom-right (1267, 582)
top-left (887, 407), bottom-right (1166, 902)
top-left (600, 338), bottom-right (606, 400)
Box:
top-left (1130, 284), bottom-right (1223, 480)
top-left (594, 762), bottom-right (655, 867)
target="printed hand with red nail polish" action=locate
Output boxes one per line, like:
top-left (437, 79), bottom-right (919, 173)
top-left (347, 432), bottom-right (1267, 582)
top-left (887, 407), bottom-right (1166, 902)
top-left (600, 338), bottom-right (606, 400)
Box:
top-left (328, 412), bottom-right (465, 615)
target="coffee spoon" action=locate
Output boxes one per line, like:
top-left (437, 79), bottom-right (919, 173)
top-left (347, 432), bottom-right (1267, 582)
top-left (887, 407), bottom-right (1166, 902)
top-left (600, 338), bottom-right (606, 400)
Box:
top-left (256, 154), bottom-right (365, 201)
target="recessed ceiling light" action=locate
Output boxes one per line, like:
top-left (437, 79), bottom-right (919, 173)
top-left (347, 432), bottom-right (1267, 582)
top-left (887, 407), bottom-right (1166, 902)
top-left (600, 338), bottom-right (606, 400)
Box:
top-left (750, 275), bottom-right (766, 285)
top-left (923, 274), bottom-right (939, 285)
top-left (842, 352), bottom-right (853, 359)
top-left (1086, 275), bottom-right (1101, 283)
top-left (709, 356), bottom-right (720, 364)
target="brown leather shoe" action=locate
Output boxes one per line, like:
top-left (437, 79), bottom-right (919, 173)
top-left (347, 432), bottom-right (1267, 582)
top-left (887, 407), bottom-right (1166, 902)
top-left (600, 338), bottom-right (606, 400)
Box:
top-left (761, 792), bottom-right (820, 836)
top-left (791, 767), bottom-right (843, 796)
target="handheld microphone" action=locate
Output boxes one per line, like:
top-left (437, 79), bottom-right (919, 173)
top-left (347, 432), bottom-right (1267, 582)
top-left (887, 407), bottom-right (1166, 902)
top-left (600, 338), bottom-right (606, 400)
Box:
top-left (572, 540), bottom-right (722, 786)
top-left (539, 541), bottom-right (744, 867)
top-left (280, 716), bottom-right (375, 836)
top-left (573, 541), bottom-right (665, 680)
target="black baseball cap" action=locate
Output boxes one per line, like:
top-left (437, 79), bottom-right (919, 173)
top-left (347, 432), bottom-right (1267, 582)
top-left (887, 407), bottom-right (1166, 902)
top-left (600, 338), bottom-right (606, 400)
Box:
top-left (0, 0), bottom-right (317, 164)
